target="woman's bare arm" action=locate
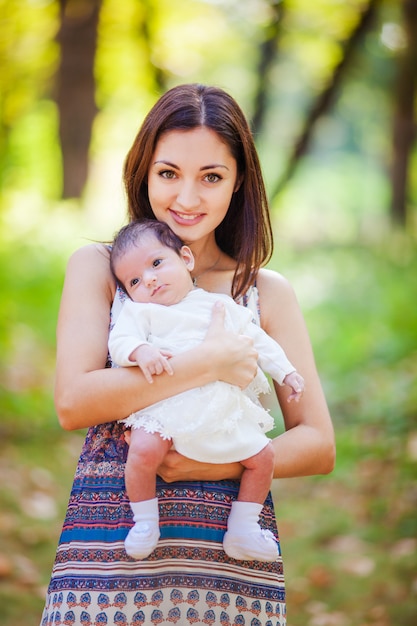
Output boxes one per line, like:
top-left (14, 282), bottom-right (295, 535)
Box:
top-left (158, 268), bottom-right (335, 482)
top-left (55, 244), bottom-right (259, 431)
top-left (257, 269), bottom-right (335, 477)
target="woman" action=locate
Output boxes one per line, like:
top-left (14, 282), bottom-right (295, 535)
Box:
top-left (40, 83), bottom-right (335, 625)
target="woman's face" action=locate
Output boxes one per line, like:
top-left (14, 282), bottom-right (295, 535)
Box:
top-left (147, 127), bottom-right (239, 245)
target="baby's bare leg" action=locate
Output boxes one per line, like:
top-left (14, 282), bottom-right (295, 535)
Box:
top-left (125, 428), bottom-right (172, 502)
top-left (223, 442), bottom-right (278, 562)
top-left (124, 428), bottom-right (172, 560)
top-left (238, 441), bottom-right (275, 504)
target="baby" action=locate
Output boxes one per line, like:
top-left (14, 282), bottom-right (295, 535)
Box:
top-left (108, 219), bottom-right (304, 562)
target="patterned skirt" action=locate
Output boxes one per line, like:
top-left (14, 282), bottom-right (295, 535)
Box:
top-left (40, 422), bottom-right (286, 625)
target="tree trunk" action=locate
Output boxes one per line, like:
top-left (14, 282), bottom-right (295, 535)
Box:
top-left (390, 0), bottom-right (417, 227)
top-left (55, 0), bottom-right (102, 199)
top-left (251, 0), bottom-right (284, 135)
top-left (271, 0), bottom-right (378, 200)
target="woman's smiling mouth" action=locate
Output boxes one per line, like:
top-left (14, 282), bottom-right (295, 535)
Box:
top-left (170, 209), bottom-right (204, 224)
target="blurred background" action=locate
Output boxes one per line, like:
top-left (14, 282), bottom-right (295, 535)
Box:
top-left (0, 0), bottom-right (416, 624)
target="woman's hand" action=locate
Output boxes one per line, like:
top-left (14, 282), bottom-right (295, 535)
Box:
top-left (203, 301), bottom-right (258, 389)
top-left (157, 449), bottom-right (243, 483)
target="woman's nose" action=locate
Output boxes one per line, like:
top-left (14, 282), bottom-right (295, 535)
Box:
top-left (176, 181), bottom-right (200, 210)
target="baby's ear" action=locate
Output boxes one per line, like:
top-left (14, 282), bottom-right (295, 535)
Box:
top-left (181, 246), bottom-right (195, 271)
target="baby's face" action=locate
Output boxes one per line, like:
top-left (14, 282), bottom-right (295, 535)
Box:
top-left (116, 234), bottom-right (194, 305)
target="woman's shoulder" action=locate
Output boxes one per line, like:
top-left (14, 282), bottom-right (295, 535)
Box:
top-left (257, 267), bottom-right (297, 300)
top-left (65, 243), bottom-right (116, 302)
top-left (66, 243), bottom-right (112, 279)
top-left (256, 267), bottom-right (300, 327)
top-left (67, 242), bottom-right (110, 266)
top-left (257, 266), bottom-right (292, 288)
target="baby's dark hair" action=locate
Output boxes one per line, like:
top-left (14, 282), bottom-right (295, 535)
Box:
top-left (110, 219), bottom-right (184, 289)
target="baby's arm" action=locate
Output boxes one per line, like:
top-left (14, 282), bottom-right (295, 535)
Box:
top-left (232, 302), bottom-right (305, 401)
top-left (254, 324), bottom-right (305, 402)
top-left (130, 343), bottom-right (173, 384)
top-left (108, 300), bottom-right (153, 367)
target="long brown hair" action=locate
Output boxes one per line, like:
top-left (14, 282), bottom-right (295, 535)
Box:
top-left (123, 84), bottom-right (273, 299)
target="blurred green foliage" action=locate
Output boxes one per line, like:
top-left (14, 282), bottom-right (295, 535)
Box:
top-left (286, 240), bottom-right (417, 434)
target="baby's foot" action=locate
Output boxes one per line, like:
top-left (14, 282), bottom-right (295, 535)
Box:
top-left (125, 522), bottom-right (160, 560)
top-left (223, 527), bottom-right (279, 562)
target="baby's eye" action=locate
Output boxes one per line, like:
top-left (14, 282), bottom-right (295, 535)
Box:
top-left (205, 173), bottom-right (221, 183)
top-left (130, 277), bottom-right (140, 287)
top-left (153, 258), bottom-right (162, 268)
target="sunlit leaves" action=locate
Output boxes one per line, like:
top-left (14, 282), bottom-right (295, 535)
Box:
top-left (0, 0), bottom-right (59, 127)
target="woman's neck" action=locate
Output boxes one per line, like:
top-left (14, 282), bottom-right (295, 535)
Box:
top-left (188, 236), bottom-right (220, 277)
top-left (189, 242), bottom-right (237, 296)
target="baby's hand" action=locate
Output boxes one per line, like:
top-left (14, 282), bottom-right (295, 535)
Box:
top-left (283, 371), bottom-right (305, 403)
top-left (130, 344), bottom-right (173, 383)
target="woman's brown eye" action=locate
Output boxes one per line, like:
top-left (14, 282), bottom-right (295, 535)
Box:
top-left (161, 170), bottom-right (175, 179)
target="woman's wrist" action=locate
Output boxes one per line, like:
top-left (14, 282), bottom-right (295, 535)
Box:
top-left (195, 340), bottom-right (222, 384)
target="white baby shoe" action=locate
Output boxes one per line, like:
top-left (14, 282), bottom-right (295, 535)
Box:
top-left (125, 521), bottom-right (160, 560)
top-left (223, 528), bottom-right (279, 562)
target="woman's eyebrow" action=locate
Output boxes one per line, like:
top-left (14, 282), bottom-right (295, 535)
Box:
top-left (200, 163), bottom-right (229, 171)
top-left (153, 159), bottom-right (178, 167)
top-left (153, 159), bottom-right (229, 171)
